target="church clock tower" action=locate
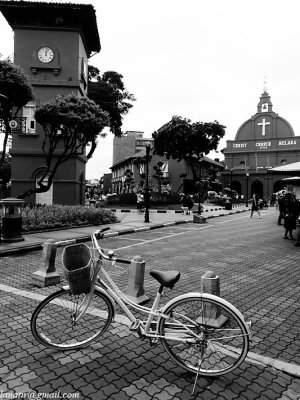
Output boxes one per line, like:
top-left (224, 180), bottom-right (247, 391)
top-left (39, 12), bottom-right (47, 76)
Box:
top-left (0, 1), bottom-right (100, 205)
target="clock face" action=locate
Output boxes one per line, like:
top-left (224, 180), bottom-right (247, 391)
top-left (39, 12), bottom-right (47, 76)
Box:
top-left (37, 47), bottom-right (54, 63)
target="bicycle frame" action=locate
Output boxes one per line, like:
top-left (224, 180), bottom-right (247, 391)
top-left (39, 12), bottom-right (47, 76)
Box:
top-left (94, 264), bottom-right (199, 342)
top-left (84, 231), bottom-right (204, 343)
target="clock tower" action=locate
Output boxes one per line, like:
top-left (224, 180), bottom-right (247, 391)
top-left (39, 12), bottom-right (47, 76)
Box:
top-left (0, 1), bottom-right (100, 205)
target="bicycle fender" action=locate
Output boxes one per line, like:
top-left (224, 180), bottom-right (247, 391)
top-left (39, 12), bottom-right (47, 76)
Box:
top-left (160, 292), bottom-right (247, 324)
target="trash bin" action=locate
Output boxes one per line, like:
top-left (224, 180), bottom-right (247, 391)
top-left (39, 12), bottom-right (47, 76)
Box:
top-left (0, 197), bottom-right (25, 243)
top-left (224, 199), bottom-right (232, 210)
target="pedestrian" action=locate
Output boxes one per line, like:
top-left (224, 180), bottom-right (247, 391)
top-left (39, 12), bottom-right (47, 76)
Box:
top-left (283, 192), bottom-right (298, 240)
top-left (180, 194), bottom-right (194, 215)
top-left (277, 193), bottom-right (285, 225)
top-left (249, 192), bottom-right (261, 218)
top-left (136, 190), bottom-right (144, 212)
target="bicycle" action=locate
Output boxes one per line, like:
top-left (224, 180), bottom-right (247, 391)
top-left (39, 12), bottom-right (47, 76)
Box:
top-left (30, 227), bottom-right (252, 394)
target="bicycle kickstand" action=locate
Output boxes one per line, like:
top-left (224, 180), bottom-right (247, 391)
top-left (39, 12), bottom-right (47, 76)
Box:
top-left (191, 350), bottom-right (204, 396)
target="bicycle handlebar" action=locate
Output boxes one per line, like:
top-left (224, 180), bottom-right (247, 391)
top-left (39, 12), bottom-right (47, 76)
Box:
top-left (92, 227), bottom-right (131, 265)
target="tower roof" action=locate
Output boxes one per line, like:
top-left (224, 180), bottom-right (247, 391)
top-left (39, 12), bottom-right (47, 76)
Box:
top-left (0, 1), bottom-right (100, 56)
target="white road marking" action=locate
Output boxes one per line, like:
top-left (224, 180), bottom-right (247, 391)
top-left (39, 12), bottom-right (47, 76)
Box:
top-left (0, 282), bottom-right (299, 376)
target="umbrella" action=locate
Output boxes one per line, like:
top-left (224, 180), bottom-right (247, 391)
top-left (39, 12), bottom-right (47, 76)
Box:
top-left (269, 161), bottom-right (300, 173)
top-left (281, 176), bottom-right (300, 182)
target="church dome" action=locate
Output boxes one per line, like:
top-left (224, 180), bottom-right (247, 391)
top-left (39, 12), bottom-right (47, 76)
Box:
top-left (235, 91), bottom-right (294, 141)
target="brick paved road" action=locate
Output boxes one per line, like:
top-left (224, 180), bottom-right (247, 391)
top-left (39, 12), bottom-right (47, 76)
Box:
top-left (0, 207), bottom-right (300, 399)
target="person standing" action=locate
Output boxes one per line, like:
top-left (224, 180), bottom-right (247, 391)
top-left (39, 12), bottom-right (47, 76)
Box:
top-left (283, 192), bottom-right (298, 240)
top-left (250, 192), bottom-right (261, 218)
top-left (277, 193), bottom-right (285, 225)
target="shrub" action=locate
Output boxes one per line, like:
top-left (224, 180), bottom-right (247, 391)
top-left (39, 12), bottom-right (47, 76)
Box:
top-left (21, 204), bottom-right (118, 232)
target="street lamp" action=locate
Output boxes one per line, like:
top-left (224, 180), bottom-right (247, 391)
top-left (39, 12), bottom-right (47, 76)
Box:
top-left (230, 168), bottom-right (233, 201)
top-left (197, 156), bottom-right (203, 215)
top-left (144, 142), bottom-right (151, 223)
top-left (246, 171), bottom-right (249, 207)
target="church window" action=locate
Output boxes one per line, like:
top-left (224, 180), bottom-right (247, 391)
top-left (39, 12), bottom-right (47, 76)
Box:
top-left (261, 103), bottom-right (268, 112)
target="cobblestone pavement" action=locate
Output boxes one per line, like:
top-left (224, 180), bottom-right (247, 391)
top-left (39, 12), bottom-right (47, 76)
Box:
top-left (0, 207), bottom-right (300, 399)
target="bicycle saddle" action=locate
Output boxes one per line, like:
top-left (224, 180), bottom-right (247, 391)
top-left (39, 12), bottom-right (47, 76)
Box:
top-left (149, 270), bottom-right (180, 289)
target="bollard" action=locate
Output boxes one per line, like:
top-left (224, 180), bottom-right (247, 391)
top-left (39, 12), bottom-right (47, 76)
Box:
top-left (193, 214), bottom-right (206, 224)
top-left (126, 255), bottom-right (149, 304)
top-left (201, 270), bottom-right (227, 327)
top-left (32, 239), bottom-right (61, 287)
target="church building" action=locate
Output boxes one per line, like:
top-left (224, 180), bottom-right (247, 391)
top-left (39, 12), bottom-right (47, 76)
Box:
top-left (222, 88), bottom-right (300, 200)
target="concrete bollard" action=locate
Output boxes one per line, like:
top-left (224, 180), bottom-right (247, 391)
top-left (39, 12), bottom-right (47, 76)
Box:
top-left (32, 239), bottom-right (61, 287)
top-left (193, 214), bottom-right (206, 224)
top-left (201, 270), bottom-right (220, 296)
top-left (201, 270), bottom-right (227, 327)
top-left (126, 255), bottom-right (149, 304)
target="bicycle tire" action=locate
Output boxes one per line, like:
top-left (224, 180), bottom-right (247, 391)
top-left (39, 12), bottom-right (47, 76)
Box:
top-left (31, 288), bottom-right (113, 350)
top-left (158, 294), bottom-right (249, 376)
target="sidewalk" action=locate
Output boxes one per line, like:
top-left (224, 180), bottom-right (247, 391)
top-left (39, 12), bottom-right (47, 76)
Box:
top-left (0, 204), bottom-right (249, 257)
top-left (1, 205), bottom-right (300, 399)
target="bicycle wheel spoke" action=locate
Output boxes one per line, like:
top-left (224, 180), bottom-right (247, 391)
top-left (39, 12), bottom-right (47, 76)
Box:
top-left (158, 295), bottom-right (249, 376)
top-left (31, 289), bottom-right (113, 350)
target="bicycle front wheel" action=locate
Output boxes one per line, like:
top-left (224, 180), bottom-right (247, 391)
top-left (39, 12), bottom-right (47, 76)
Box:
top-left (31, 288), bottom-right (113, 350)
top-left (158, 294), bottom-right (249, 376)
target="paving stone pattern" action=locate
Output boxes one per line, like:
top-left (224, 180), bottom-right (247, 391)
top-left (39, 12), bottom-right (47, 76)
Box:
top-left (0, 208), bottom-right (300, 399)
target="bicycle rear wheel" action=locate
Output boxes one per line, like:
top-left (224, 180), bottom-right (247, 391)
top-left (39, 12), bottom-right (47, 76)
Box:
top-left (31, 288), bottom-right (113, 350)
top-left (158, 294), bottom-right (249, 376)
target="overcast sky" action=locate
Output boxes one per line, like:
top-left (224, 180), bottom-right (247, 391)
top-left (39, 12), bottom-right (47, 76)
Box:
top-left (1, 0), bottom-right (300, 179)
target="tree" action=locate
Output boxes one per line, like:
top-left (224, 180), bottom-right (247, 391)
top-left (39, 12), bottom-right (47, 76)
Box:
top-left (0, 60), bottom-right (34, 172)
top-left (18, 93), bottom-right (109, 199)
top-left (0, 152), bottom-right (11, 196)
top-left (153, 115), bottom-right (226, 181)
top-left (88, 66), bottom-right (135, 136)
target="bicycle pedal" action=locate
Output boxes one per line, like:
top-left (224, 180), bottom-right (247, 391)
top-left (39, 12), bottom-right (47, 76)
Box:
top-left (130, 320), bottom-right (140, 331)
top-left (149, 338), bottom-right (158, 347)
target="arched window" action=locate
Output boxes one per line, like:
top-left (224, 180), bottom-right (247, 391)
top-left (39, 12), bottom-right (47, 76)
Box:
top-left (35, 172), bottom-right (53, 205)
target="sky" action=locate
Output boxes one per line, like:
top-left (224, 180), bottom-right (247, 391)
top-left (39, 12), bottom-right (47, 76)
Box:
top-left (1, 0), bottom-right (300, 179)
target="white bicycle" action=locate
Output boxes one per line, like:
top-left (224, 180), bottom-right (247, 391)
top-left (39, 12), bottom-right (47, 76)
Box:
top-left (31, 227), bottom-right (251, 393)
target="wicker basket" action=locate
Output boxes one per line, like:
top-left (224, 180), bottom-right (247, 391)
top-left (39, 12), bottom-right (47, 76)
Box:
top-left (62, 243), bottom-right (92, 295)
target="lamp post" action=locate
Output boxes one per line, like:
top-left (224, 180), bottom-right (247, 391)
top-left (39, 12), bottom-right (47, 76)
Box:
top-left (197, 156), bottom-right (203, 215)
top-left (246, 171), bottom-right (249, 207)
top-left (230, 168), bottom-right (233, 201)
top-left (144, 142), bottom-right (151, 223)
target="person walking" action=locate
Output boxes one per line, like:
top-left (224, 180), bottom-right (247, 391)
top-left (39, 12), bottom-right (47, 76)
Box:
top-left (283, 192), bottom-right (298, 240)
top-left (136, 190), bottom-right (144, 212)
top-left (250, 192), bottom-right (261, 218)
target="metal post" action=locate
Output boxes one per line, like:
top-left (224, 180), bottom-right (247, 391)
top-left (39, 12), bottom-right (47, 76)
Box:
top-left (246, 172), bottom-right (249, 207)
top-left (198, 157), bottom-right (202, 215)
top-left (144, 143), bottom-right (151, 223)
top-left (230, 169), bottom-right (233, 201)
